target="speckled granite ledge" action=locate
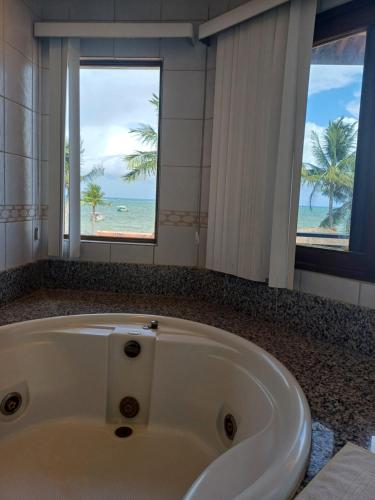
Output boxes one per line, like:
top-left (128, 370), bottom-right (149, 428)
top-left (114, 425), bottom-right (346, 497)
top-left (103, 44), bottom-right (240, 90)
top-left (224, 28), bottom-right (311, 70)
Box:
top-left (1, 259), bottom-right (375, 355)
top-left (0, 288), bottom-right (375, 493)
top-left (0, 262), bottom-right (42, 306)
top-left (41, 260), bottom-right (375, 356)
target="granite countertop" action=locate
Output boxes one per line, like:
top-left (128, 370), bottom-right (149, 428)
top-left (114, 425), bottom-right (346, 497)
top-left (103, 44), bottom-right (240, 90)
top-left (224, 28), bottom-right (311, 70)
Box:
top-left (1, 288), bottom-right (375, 489)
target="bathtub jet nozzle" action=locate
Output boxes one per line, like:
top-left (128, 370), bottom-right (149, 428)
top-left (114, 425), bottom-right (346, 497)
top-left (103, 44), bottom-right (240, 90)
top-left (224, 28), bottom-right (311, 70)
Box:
top-left (0, 392), bottom-right (22, 416)
top-left (119, 396), bottom-right (140, 419)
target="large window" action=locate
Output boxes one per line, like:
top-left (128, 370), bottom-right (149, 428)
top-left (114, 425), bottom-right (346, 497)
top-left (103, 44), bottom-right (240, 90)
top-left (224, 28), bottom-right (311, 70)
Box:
top-left (296, 0), bottom-right (375, 282)
top-left (64, 61), bottom-right (161, 243)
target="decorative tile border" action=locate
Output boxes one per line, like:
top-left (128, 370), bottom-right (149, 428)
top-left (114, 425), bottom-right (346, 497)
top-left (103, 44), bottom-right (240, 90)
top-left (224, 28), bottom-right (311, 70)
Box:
top-left (0, 205), bottom-right (48, 223)
top-left (159, 210), bottom-right (208, 227)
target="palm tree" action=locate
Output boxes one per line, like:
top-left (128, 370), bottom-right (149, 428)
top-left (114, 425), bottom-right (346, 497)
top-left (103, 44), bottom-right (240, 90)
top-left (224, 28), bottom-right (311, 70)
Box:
top-left (81, 183), bottom-right (108, 234)
top-left (301, 118), bottom-right (357, 231)
top-left (123, 94), bottom-right (159, 182)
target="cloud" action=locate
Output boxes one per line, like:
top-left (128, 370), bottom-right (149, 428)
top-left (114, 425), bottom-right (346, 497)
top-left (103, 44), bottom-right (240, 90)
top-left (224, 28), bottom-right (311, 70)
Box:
top-left (80, 68), bottom-right (159, 130)
top-left (78, 67), bottom-right (159, 195)
top-left (345, 90), bottom-right (361, 119)
top-left (302, 121), bottom-right (326, 165)
top-left (308, 64), bottom-right (363, 96)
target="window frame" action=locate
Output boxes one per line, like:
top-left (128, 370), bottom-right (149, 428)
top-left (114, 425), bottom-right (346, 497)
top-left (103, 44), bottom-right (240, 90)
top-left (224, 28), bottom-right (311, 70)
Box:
top-left (295, 0), bottom-right (375, 283)
top-left (65, 58), bottom-right (163, 245)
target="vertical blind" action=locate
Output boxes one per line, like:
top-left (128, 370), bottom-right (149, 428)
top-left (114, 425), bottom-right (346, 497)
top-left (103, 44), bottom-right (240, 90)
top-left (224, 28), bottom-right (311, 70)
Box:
top-left (206, 0), bottom-right (317, 288)
top-left (48, 38), bottom-right (80, 259)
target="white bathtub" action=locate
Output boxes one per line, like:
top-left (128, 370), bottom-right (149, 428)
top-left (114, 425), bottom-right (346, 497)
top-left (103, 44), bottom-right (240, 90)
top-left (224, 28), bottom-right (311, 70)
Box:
top-left (0, 314), bottom-right (310, 500)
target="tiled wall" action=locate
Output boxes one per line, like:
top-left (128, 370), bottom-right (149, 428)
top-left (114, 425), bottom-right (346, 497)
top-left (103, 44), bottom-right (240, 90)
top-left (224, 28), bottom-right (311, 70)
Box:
top-left (39, 0), bottom-right (216, 267)
top-left (0, 0), bottom-right (46, 271)
top-left (294, 269), bottom-right (375, 309)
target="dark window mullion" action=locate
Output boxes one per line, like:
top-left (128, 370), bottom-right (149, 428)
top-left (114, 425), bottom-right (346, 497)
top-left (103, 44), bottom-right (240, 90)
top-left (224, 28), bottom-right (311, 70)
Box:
top-left (349, 25), bottom-right (375, 268)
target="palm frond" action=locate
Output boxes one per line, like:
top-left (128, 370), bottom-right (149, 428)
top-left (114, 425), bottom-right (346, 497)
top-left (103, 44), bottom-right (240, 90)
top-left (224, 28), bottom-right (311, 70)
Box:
top-left (128, 124), bottom-right (158, 148)
top-left (81, 165), bottom-right (105, 183)
top-left (123, 150), bottom-right (157, 182)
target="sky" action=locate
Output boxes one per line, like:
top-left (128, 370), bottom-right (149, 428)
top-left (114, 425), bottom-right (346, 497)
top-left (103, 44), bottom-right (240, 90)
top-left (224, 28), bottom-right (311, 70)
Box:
top-left (78, 49), bottom-right (364, 206)
top-left (300, 62), bottom-right (364, 207)
top-left (80, 67), bottom-right (160, 200)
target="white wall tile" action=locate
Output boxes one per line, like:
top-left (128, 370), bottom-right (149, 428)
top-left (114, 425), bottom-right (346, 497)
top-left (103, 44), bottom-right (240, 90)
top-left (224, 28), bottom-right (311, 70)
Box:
top-left (200, 166), bottom-right (210, 213)
top-left (0, 153), bottom-right (4, 204)
top-left (160, 119), bottom-right (202, 166)
top-left (115, 0), bottom-right (161, 20)
top-left (205, 68), bottom-right (215, 119)
top-left (206, 39), bottom-right (217, 70)
top-left (80, 39), bottom-right (115, 57)
top-left (0, 97), bottom-right (4, 151)
top-left (154, 225), bottom-right (198, 266)
top-left (202, 118), bottom-right (212, 166)
top-left (5, 43), bottom-right (33, 109)
top-left (110, 243), bottom-right (154, 264)
top-left (228, 0), bottom-right (248, 8)
top-left (32, 63), bottom-right (40, 112)
top-left (4, 0), bottom-right (33, 61)
top-left (159, 166), bottom-right (200, 211)
top-left (33, 158), bottom-right (40, 205)
top-left (41, 160), bottom-right (48, 204)
top-left (41, 0), bottom-right (70, 20)
top-left (5, 220), bottom-right (33, 268)
top-left (161, 0), bottom-right (208, 21)
top-left (41, 67), bottom-right (49, 115)
top-left (114, 38), bottom-right (160, 58)
top-left (70, 0), bottom-right (115, 20)
top-left (32, 218), bottom-right (41, 260)
top-left (0, 223), bottom-right (5, 271)
top-left (32, 112), bottom-right (40, 160)
top-left (198, 227), bottom-right (207, 268)
top-left (4, 153), bottom-right (33, 204)
top-left (41, 115), bottom-right (49, 161)
top-left (161, 39), bottom-right (206, 71)
top-left (293, 269), bottom-right (301, 291)
top-left (359, 282), bottom-right (375, 309)
top-left (209, 0), bottom-right (229, 18)
top-left (80, 241), bottom-right (111, 262)
top-left (5, 99), bottom-right (33, 157)
top-left (162, 70), bottom-right (205, 119)
top-left (300, 270), bottom-right (360, 305)
top-left (39, 219), bottom-right (48, 259)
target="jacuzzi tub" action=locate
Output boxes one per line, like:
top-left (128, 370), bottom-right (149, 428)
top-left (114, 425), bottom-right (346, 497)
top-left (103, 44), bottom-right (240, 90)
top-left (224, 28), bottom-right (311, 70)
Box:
top-left (0, 314), bottom-right (310, 500)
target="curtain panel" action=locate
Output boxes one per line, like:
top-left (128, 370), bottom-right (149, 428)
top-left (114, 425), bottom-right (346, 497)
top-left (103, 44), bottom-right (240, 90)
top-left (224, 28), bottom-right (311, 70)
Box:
top-left (47, 38), bottom-right (80, 259)
top-left (206, 0), bottom-right (317, 288)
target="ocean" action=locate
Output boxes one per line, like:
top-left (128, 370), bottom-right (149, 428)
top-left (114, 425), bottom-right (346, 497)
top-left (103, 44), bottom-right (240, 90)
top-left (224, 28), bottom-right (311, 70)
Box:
top-left (297, 206), bottom-right (350, 234)
top-left (76, 199), bottom-right (350, 236)
top-left (80, 197), bottom-right (156, 235)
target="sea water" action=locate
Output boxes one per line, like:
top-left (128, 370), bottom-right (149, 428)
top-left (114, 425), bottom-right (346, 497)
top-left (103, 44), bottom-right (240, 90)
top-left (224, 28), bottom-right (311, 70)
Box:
top-left (80, 198), bottom-right (156, 235)
top-left (297, 206), bottom-right (350, 234)
top-left (78, 200), bottom-right (349, 236)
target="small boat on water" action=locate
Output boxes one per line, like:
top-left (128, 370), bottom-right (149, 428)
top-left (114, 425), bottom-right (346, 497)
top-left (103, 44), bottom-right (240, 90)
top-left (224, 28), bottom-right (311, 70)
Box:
top-left (117, 205), bottom-right (128, 212)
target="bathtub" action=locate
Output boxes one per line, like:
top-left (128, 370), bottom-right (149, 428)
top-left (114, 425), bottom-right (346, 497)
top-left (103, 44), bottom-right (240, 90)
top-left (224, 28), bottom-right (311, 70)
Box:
top-left (0, 314), bottom-right (310, 500)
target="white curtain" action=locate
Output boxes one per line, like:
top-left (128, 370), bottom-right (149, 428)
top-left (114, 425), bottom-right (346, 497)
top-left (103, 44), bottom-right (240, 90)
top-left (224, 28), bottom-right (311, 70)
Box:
top-left (206, 0), bottom-right (317, 289)
top-left (48, 38), bottom-right (80, 259)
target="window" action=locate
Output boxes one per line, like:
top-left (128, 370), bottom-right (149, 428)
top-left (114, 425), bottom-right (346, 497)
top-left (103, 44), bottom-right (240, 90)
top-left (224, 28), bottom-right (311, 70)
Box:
top-left (64, 60), bottom-right (161, 243)
top-left (295, 0), bottom-right (375, 282)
